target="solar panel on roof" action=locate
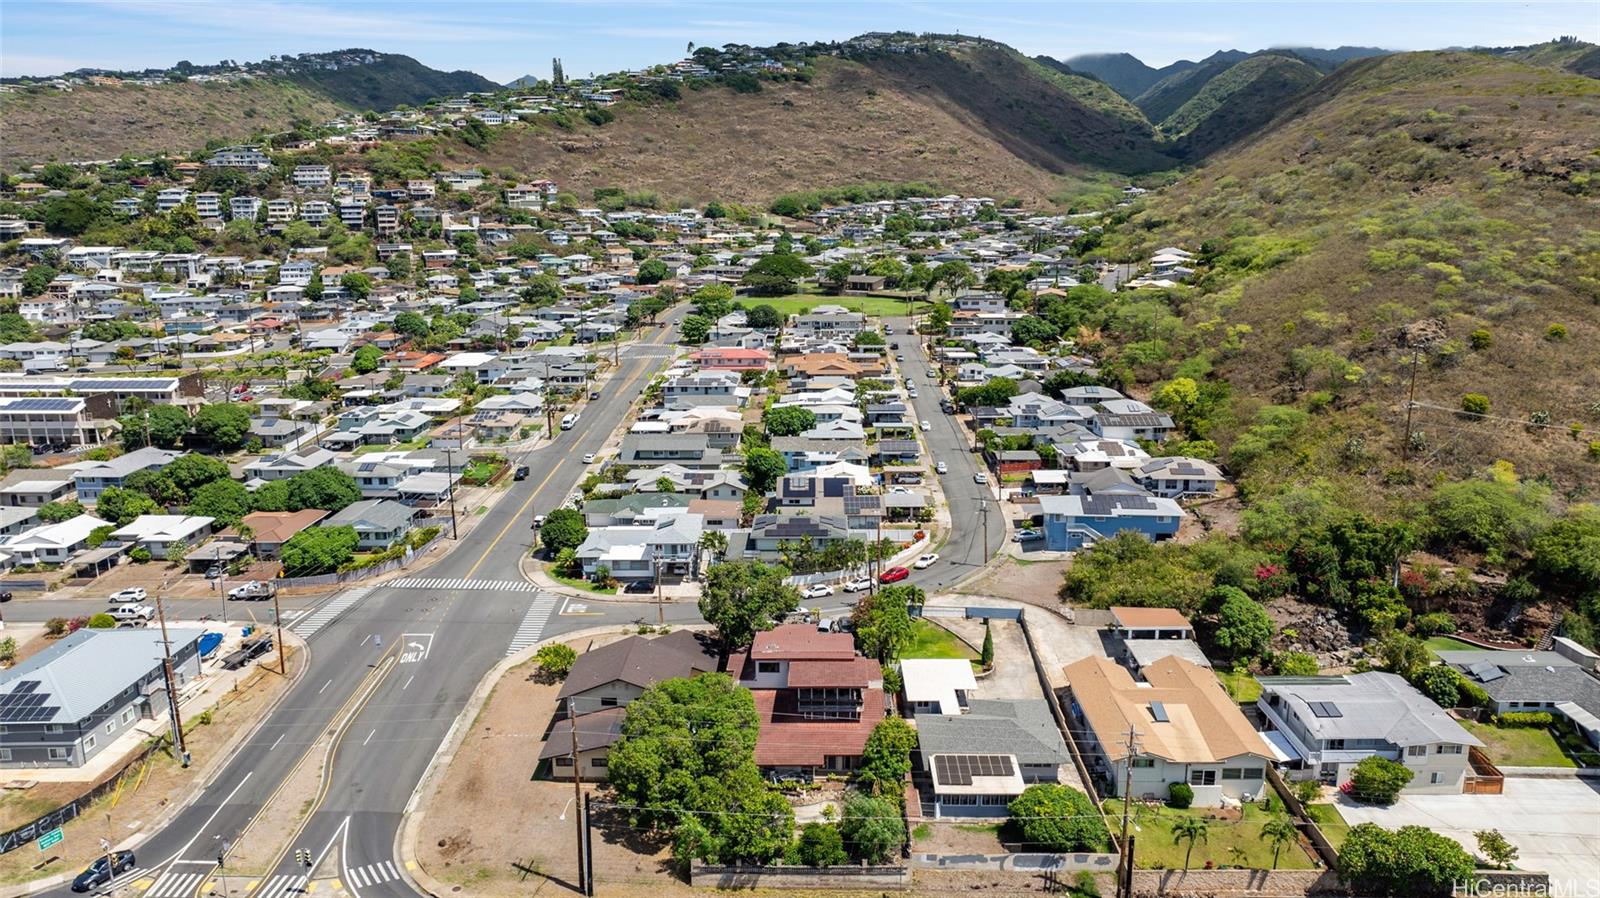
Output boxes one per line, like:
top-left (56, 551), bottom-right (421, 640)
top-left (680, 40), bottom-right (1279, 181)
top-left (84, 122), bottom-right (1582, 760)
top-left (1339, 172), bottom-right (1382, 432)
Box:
top-left (1309, 701), bottom-right (1343, 718)
top-left (1468, 662), bottom-right (1506, 683)
top-left (933, 754), bottom-right (1015, 786)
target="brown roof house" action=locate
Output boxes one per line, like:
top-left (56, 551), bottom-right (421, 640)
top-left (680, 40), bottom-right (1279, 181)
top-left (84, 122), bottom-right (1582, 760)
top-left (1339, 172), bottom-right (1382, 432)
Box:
top-left (726, 624), bottom-right (885, 774)
top-left (230, 509), bottom-right (329, 559)
top-left (1064, 655), bottom-right (1273, 806)
top-left (540, 630), bottom-right (719, 781)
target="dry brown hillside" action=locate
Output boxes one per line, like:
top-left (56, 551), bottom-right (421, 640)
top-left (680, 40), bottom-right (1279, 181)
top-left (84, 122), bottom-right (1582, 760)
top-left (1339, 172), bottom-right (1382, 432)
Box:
top-left (446, 55), bottom-right (1173, 207)
top-left (1, 80), bottom-right (345, 164)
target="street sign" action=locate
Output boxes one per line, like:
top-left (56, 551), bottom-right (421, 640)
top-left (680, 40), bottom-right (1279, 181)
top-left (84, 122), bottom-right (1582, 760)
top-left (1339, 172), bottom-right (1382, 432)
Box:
top-left (38, 828), bottom-right (62, 851)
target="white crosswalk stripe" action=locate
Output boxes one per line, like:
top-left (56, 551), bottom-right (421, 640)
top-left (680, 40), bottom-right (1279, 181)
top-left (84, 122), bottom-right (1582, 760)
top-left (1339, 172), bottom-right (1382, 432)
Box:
top-left (506, 593), bottom-right (559, 656)
top-left (86, 868), bottom-right (151, 895)
top-left (253, 873), bottom-right (305, 898)
top-left (345, 860), bottom-right (401, 887)
top-left (291, 586), bottom-right (373, 637)
top-left (387, 576), bottom-right (544, 592)
top-left (144, 870), bottom-right (204, 898)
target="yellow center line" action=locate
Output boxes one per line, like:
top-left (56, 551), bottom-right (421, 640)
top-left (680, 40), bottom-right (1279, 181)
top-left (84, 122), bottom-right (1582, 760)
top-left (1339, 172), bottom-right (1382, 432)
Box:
top-left (461, 320), bottom-right (675, 579)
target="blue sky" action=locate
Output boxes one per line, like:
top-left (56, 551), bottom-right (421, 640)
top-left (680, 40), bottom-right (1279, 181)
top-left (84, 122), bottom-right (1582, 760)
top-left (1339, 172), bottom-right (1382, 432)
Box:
top-left (3, 1), bottom-right (1596, 83)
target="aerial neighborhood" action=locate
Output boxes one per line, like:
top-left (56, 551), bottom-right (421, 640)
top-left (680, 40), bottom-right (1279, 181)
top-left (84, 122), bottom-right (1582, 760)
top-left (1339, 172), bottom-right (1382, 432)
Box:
top-left (0, 20), bottom-right (1598, 898)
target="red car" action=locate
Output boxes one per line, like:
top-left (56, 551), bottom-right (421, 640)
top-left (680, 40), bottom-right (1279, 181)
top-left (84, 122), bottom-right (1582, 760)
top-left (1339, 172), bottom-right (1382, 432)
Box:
top-left (879, 566), bottom-right (910, 584)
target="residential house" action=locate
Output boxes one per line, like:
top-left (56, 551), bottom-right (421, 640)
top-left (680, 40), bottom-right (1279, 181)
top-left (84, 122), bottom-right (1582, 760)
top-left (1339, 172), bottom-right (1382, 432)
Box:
top-left (1133, 457), bottom-right (1223, 499)
top-left (1035, 493), bottom-right (1184, 551)
top-left (231, 509), bottom-right (328, 559)
top-left (1439, 648), bottom-right (1600, 750)
top-left (901, 658), bottom-right (977, 717)
top-left (108, 515), bottom-right (214, 559)
top-left (573, 514), bottom-right (704, 581)
top-left (541, 631), bottom-right (721, 781)
top-left (1256, 672), bottom-right (1485, 792)
top-left (74, 447), bottom-right (181, 503)
top-left (2, 513), bottom-right (112, 565)
top-left (726, 625), bottom-right (886, 773)
top-left (319, 499), bottom-right (417, 550)
top-left (915, 699), bottom-right (1071, 818)
top-left (689, 347), bottom-right (770, 371)
top-left (1066, 655), bottom-right (1274, 806)
top-left (0, 628), bottom-right (204, 768)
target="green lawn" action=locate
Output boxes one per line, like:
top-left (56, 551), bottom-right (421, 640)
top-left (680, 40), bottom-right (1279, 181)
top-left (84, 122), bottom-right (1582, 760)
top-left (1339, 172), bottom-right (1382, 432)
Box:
top-left (903, 619), bottom-right (979, 662)
top-left (544, 564), bottom-right (617, 595)
top-left (747, 294), bottom-right (931, 319)
top-left (1216, 669), bottom-right (1263, 703)
top-left (1424, 636), bottom-right (1486, 653)
top-left (1461, 719), bottom-right (1575, 768)
top-left (1303, 803), bottom-right (1351, 851)
top-left (1102, 800), bottom-right (1316, 870)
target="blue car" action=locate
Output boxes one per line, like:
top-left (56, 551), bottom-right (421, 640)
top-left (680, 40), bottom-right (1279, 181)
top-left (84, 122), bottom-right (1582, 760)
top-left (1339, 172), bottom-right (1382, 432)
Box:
top-left (72, 851), bottom-right (136, 892)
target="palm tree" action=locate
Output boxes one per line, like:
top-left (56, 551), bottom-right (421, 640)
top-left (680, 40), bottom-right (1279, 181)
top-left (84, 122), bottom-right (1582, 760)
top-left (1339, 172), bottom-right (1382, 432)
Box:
top-left (1172, 816), bottom-right (1208, 872)
top-left (1261, 816), bottom-right (1298, 870)
top-left (698, 530), bottom-right (727, 562)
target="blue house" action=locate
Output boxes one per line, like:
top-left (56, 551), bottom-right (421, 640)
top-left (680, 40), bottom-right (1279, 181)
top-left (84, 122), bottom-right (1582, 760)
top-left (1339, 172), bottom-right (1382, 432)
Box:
top-left (1036, 493), bottom-right (1184, 551)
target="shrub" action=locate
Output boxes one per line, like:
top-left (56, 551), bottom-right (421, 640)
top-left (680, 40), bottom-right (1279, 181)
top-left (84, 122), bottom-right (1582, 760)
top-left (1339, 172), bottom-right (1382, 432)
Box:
top-left (1167, 782), bottom-right (1193, 809)
top-left (796, 822), bottom-right (847, 867)
top-left (1545, 323), bottom-right (1568, 342)
top-left (857, 717), bottom-right (916, 796)
top-left (1475, 829), bottom-right (1518, 869)
top-left (0, 636), bottom-right (17, 663)
top-left (1008, 784), bottom-right (1108, 852)
top-left (45, 617), bottom-right (67, 636)
top-left (1493, 711), bottom-right (1553, 728)
top-left (1293, 778), bottom-right (1323, 805)
top-left (86, 613), bottom-right (117, 629)
top-left (1412, 665), bottom-right (1462, 708)
top-left (1350, 756), bottom-right (1413, 804)
top-left (1468, 328), bottom-right (1492, 350)
top-left (130, 547), bottom-right (153, 563)
top-left (1460, 394), bottom-right (1490, 417)
top-left (1274, 650), bottom-right (1320, 676)
top-left (534, 643), bottom-right (577, 679)
top-left (839, 793), bottom-right (904, 864)
top-left (1412, 611), bottom-right (1456, 637)
top-left (1339, 823), bottom-right (1474, 896)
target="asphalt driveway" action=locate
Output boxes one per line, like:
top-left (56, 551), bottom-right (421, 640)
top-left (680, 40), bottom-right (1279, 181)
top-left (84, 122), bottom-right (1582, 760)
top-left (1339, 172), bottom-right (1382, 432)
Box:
top-left (1334, 776), bottom-right (1600, 892)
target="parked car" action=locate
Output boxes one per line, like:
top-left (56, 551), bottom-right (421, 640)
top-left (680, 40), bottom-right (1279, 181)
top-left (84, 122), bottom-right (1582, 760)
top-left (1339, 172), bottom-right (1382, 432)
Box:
top-left (582, 453), bottom-right (596, 464)
top-left (908, 388), bottom-right (918, 399)
top-left (927, 368), bottom-right (938, 378)
top-left (895, 353), bottom-right (904, 362)
top-left (920, 420), bottom-right (931, 432)
top-left (1014, 528), bottom-right (1044, 542)
top-left (108, 604), bottom-right (156, 622)
top-left (973, 472), bottom-right (989, 484)
top-left (71, 851), bottom-right (136, 893)
top-left (940, 400), bottom-right (954, 414)
top-left (0, 590), bottom-right (11, 603)
top-left (108, 587), bottom-right (147, 604)
top-left (935, 461), bottom-right (949, 474)
top-left (589, 391), bottom-right (601, 400)
top-left (913, 553), bottom-right (939, 569)
top-left (513, 465), bottom-right (529, 480)
top-left (801, 583), bottom-right (835, 600)
top-left (227, 581), bottom-right (275, 601)
top-left (533, 514), bottom-right (547, 528)
top-left (842, 577), bottom-right (873, 593)
top-left (879, 566), bottom-right (910, 584)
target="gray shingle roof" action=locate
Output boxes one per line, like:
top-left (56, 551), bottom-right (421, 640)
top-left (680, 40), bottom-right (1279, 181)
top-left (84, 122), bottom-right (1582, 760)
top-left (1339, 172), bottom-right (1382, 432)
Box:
top-left (915, 699), bottom-right (1069, 767)
top-left (0, 628), bottom-right (204, 724)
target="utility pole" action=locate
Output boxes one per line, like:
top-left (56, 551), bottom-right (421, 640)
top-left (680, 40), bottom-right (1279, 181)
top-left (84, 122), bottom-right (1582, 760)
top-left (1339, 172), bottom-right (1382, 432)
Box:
top-left (570, 712), bottom-right (586, 896)
top-left (653, 548), bottom-right (664, 625)
top-left (1116, 725), bottom-right (1138, 898)
top-left (272, 585), bottom-right (287, 676)
top-left (154, 592), bottom-right (190, 767)
top-left (443, 445), bottom-right (459, 540)
top-left (582, 794), bottom-right (595, 897)
top-left (977, 496), bottom-right (990, 563)
top-left (1401, 350), bottom-right (1420, 460)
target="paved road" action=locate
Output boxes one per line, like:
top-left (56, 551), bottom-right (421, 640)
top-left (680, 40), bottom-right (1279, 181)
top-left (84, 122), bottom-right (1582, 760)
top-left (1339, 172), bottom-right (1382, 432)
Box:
top-left (45, 315), bottom-right (698, 898)
top-left (887, 318), bottom-right (1004, 593)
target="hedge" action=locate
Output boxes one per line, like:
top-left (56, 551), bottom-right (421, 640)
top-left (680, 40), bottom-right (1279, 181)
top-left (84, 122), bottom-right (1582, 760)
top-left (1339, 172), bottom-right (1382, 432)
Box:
top-left (1493, 711), bottom-right (1553, 728)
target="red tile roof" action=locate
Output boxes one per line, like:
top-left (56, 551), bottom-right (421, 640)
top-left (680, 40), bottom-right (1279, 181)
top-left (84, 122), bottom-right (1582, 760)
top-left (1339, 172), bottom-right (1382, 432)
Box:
top-left (786, 657), bottom-right (882, 688)
top-left (751, 687), bottom-right (885, 767)
top-left (748, 624), bottom-right (858, 661)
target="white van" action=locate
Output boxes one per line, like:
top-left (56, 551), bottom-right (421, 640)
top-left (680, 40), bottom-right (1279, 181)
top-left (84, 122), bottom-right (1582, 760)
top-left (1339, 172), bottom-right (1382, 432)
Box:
top-left (560, 413), bottom-right (578, 430)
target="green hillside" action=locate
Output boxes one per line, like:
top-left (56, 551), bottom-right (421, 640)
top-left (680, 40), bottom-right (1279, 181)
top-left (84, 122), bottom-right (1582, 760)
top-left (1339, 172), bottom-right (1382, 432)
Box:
top-left (1134, 55), bottom-right (1240, 123)
top-left (1028, 55), bottom-right (1155, 130)
top-left (1161, 55), bottom-right (1322, 159)
top-left (1095, 51), bottom-right (1600, 499)
top-left (286, 53), bottom-right (497, 111)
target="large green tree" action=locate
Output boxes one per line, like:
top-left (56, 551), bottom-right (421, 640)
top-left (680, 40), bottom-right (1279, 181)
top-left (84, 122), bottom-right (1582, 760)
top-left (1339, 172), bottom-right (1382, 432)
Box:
top-left (162, 454), bottom-right (230, 496)
top-left (192, 403), bottom-right (252, 451)
top-left (838, 793), bottom-right (904, 864)
top-left (94, 486), bottom-right (158, 526)
top-left (539, 507), bottom-right (588, 553)
top-left (120, 404), bottom-right (192, 450)
top-left (697, 561), bottom-right (800, 648)
top-left (857, 717), bottom-right (917, 795)
top-left (740, 447), bottom-right (786, 493)
top-left (762, 405), bottom-right (816, 437)
top-left (1339, 824), bottom-right (1475, 897)
top-left (351, 343), bottom-right (383, 374)
top-left (187, 478), bottom-right (251, 527)
top-left (853, 585), bottom-right (919, 663)
top-left (284, 467), bottom-right (362, 513)
top-left (280, 525), bottom-right (359, 575)
top-left (1008, 784), bottom-right (1107, 852)
top-left (1211, 587), bottom-right (1273, 661)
